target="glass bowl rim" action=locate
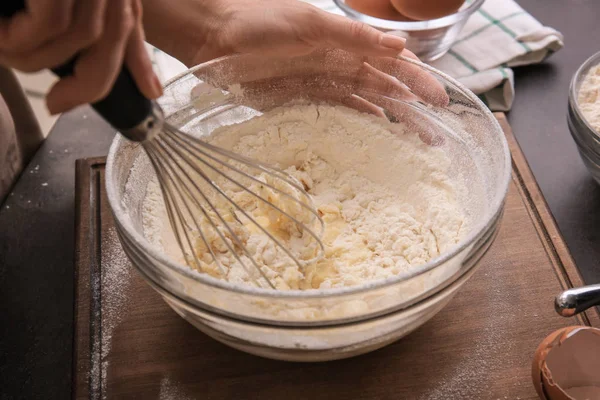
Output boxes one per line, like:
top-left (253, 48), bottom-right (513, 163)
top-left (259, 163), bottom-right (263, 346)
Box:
top-left (332, 0), bottom-right (485, 31)
top-left (569, 50), bottom-right (600, 141)
top-left (106, 52), bottom-right (512, 300)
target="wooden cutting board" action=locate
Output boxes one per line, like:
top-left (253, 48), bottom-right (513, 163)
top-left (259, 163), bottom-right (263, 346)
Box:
top-left (73, 114), bottom-right (600, 400)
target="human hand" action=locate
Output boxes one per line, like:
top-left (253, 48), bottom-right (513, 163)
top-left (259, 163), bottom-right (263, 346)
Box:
top-left (0, 0), bottom-right (162, 114)
top-left (143, 0), bottom-right (447, 107)
top-left (192, 48), bottom-right (448, 144)
top-left (145, 0), bottom-right (406, 66)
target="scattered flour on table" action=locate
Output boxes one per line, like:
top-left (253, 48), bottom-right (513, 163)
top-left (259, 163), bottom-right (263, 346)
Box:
top-left (141, 104), bottom-right (467, 290)
top-left (159, 377), bottom-right (194, 400)
top-left (89, 227), bottom-right (132, 399)
top-left (578, 64), bottom-right (600, 132)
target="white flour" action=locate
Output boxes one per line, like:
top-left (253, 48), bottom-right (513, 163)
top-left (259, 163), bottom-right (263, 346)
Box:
top-left (142, 104), bottom-right (466, 290)
top-left (578, 64), bottom-right (600, 132)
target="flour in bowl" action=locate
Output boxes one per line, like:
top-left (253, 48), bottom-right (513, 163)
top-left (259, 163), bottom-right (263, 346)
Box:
top-left (142, 104), bottom-right (466, 290)
top-left (578, 64), bottom-right (600, 132)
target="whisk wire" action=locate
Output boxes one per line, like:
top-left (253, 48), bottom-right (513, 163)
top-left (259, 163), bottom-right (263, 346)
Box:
top-left (145, 146), bottom-right (203, 270)
top-left (151, 138), bottom-right (277, 288)
top-left (162, 135), bottom-right (316, 271)
top-left (169, 127), bottom-right (316, 204)
top-left (164, 128), bottom-right (325, 264)
top-left (136, 110), bottom-right (326, 289)
top-left (149, 139), bottom-right (261, 285)
top-left (147, 142), bottom-right (228, 278)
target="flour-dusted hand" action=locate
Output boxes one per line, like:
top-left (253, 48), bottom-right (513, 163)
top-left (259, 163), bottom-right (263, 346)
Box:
top-left (144, 0), bottom-right (405, 64)
top-left (143, 0), bottom-right (448, 107)
top-left (191, 48), bottom-right (448, 145)
top-left (0, 0), bottom-right (162, 114)
top-left (197, 0), bottom-right (408, 61)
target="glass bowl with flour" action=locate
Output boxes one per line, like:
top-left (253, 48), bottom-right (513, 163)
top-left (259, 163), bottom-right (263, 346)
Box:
top-left (106, 50), bottom-right (511, 361)
top-left (569, 50), bottom-right (600, 184)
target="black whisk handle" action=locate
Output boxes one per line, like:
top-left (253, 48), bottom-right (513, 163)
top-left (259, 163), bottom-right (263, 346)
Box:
top-left (58, 62), bottom-right (155, 133)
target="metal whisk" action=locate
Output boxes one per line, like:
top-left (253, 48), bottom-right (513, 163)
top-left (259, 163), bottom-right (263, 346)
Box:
top-left (100, 97), bottom-right (324, 290)
top-left (0, 0), bottom-right (324, 289)
top-left (120, 100), bottom-right (323, 290)
top-left (136, 105), bottom-right (325, 289)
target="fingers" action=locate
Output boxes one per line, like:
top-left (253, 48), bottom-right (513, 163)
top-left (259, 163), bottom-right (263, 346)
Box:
top-left (205, 62), bottom-right (443, 146)
top-left (46, 0), bottom-right (136, 114)
top-left (195, 49), bottom-right (363, 90)
top-left (339, 94), bottom-right (387, 118)
top-left (368, 50), bottom-right (450, 107)
top-left (124, 0), bottom-right (162, 100)
top-left (351, 63), bottom-right (446, 145)
top-left (0, 0), bottom-right (75, 52)
top-left (223, 63), bottom-right (418, 112)
top-left (0, 0), bottom-right (159, 114)
top-left (0, 0), bottom-right (107, 72)
top-left (223, 74), bottom-right (371, 111)
top-left (218, 70), bottom-right (404, 118)
top-left (356, 90), bottom-right (446, 146)
top-left (196, 48), bottom-right (447, 109)
top-left (304, 9), bottom-right (406, 57)
top-left (360, 62), bottom-right (420, 103)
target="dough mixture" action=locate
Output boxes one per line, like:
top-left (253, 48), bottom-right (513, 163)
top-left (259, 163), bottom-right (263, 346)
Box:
top-left (578, 64), bottom-right (600, 132)
top-left (142, 104), bottom-right (466, 290)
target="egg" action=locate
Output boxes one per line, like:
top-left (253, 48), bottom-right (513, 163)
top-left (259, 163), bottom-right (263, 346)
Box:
top-left (346, 0), bottom-right (413, 21)
top-left (532, 326), bottom-right (600, 400)
top-left (390, 0), bottom-right (465, 21)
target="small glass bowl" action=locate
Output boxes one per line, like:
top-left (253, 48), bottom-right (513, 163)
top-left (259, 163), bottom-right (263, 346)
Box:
top-left (568, 51), bottom-right (600, 184)
top-left (333, 0), bottom-right (484, 62)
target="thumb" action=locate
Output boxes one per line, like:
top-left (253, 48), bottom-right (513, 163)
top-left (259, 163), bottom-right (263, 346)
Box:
top-left (307, 12), bottom-right (406, 57)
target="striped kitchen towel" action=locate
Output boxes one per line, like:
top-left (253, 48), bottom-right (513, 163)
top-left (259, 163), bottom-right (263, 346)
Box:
top-left (149, 0), bottom-right (563, 111)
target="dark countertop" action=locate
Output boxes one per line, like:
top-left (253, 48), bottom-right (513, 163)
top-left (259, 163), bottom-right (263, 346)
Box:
top-left (1, 1), bottom-right (599, 398)
top-left (0, 108), bottom-right (115, 400)
top-left (509, 1), bottom-right (600, 287)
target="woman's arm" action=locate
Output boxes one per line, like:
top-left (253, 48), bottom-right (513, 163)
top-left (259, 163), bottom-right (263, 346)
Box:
top-left (141, 0), bottom-right (407, 67)
top-left (141, 0), bottom-right (448, 108)
top-left (141, 0), bottom-right (218, 66)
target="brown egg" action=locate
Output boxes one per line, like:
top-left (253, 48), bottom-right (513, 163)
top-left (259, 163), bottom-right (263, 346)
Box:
top-left (346, 0), bottom-right (414, 21)
top-left (532, 326), bottom-right (600, 400)
top-left (390, 0), bottom-right (465, 21)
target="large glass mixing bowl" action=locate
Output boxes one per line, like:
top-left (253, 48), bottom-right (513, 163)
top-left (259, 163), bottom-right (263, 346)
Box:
top-left (106, 49), bottom-right (511, 361)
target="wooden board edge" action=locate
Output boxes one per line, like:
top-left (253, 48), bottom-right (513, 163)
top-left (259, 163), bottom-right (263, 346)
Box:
top-left (495, 113), bottom-right (600, 327)
top-left (72, 157), bottom-right (106, 400)
top-left (73, 158), bottom-right (91, 400)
